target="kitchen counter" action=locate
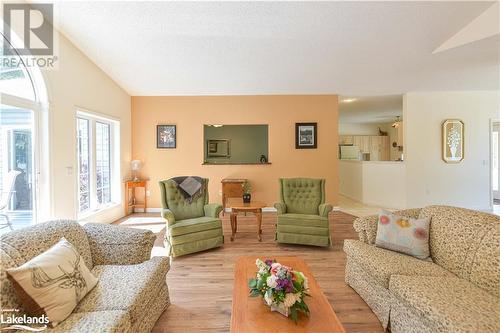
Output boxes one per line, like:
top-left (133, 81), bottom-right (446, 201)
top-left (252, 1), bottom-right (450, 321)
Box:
top-left (339, 160), bottom-right (406, 209)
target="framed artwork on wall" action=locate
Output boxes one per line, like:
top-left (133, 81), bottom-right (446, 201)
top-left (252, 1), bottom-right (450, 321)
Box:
top-left (295, 122), bottom-right (317, 149)
top-left (442, 119), bottom-right (464, 163)
top-left (157, 124), bottom-right (176, 148)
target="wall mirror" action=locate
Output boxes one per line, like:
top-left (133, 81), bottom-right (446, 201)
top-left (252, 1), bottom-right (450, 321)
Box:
top-left (203, 124), bottom-right (269, 164)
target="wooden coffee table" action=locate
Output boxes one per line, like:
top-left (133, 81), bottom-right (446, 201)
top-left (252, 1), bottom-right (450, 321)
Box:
top-left (227, 198), bottom-right (266, 242)
top-left (231, 256), bottom-right (346, 333)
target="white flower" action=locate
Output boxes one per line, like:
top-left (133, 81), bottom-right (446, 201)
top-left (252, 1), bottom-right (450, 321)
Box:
top-left (303, 275), bottom-right (309, 290)
top-left (283, 293), bottom-right (298, 308)
top-left (266, 275), bottom-right (277, 288)
top-left (264, 292), bottom-right (274, 306)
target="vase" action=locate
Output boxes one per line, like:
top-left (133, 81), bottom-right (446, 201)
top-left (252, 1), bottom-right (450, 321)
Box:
top-left (450, 146), bottom-right (457, 158)
top-left (243, 193), bottom-right (251, 203)
top-left (270, 303), bottom-right (290, 317)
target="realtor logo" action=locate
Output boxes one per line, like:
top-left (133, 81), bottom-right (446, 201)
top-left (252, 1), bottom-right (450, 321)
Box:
top-left (3, 3), bottom-right (54, 55)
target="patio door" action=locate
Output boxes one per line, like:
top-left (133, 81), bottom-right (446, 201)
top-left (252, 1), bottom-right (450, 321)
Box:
top-left (0, 102), bottom-right (37, 229)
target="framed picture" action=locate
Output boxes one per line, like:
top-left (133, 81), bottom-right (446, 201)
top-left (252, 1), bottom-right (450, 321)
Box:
top-left (295, 122), bottom-right (317, 149)
top-left (157, 125), bottom-right (176, 148)
top-left (206, 139), bottom-right (230, 157)
top-left (442, 119), bottom-right (464, 163)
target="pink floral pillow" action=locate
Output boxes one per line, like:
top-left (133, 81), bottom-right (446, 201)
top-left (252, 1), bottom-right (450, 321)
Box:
top-left (375, 210), bottom-right (431, 259)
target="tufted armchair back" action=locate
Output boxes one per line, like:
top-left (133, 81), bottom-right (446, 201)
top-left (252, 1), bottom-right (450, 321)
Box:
top-left (279, 178), bottom-right (325, 215)
top-left (159, 178), bottom-right (209, 221)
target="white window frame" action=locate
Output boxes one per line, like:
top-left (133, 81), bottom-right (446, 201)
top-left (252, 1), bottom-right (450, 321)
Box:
top-left (76, 110), bottom-right (120, 218)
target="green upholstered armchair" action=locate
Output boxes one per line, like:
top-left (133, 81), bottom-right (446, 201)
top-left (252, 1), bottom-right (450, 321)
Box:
top-left (274, 178), bottom-right (332, 247)
top-left (159, 178), bottom-right (223, 257)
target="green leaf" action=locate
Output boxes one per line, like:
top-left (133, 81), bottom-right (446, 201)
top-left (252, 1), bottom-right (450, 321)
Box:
top-left (248, 279), bottom-right (257, 288)
top-left (249, 289), bottom-right (261, 297)
top-left (290, 306), bottom-right (298, 324)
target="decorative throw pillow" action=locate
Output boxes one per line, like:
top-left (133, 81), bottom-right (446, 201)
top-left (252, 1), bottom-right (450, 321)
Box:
top-left (375, 209), bottom-right (431, 259)
top-left (6, 238), bottom-right (98, 327)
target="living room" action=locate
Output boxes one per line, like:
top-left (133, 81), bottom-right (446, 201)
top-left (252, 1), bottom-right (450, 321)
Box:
top-left (0, 1), bottom-right (499, 333)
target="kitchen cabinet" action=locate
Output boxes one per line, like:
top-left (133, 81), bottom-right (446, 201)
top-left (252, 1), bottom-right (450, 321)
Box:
top-left (339, 135), bottom-right (390, 161)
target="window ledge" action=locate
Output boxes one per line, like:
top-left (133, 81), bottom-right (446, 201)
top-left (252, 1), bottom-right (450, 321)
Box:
top-left (78, 203), bottom-right (121, 222)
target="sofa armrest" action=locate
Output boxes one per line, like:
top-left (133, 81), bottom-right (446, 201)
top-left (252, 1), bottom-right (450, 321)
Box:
top-left (83, 223), bottom-right (156, 265)
top-left (161, 208), bottom-right (176, 227)
top-left (319, 203), bottom-right (333, 218)
top-left (353, 215), bottom-right (379, 244)
top-left (353, 208), bottom-right (423, 244)
top-left (274, 202), bottom-right (287, 215)
top-left (204, 203), bottom-right (222, 218)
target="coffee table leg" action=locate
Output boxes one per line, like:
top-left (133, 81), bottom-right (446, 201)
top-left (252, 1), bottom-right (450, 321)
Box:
top-left (256, 211), bottom-right (262, 241)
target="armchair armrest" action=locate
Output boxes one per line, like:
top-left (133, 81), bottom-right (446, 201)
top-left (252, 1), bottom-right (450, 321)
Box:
top-left (274, 202), bottom-right (287, 215)
top-left (353, 208), bottom-right (423, 244)
top-left (161, 208), bottom-right (176, 227)
top-left (83, 223), bottom-right (156, 265)
top-left (204, 203), bottom-right (222, 218)
top-left (318, 203), bottom-right (333, 218)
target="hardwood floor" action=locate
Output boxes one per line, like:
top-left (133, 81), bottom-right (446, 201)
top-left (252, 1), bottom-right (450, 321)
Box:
top-left (115, 211), bottom-right (384, 333)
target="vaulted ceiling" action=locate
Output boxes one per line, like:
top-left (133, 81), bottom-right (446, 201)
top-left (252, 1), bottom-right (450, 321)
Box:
top-left (55, 1), bottom-right (499, 96)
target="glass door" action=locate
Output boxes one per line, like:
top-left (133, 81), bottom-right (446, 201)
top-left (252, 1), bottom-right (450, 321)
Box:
top-left (0, 104), bottom-right (35, 231)
top-left (493, 124), bottom-right (500, 201)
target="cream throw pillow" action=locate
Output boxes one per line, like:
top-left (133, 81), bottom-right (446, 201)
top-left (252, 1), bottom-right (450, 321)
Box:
top-left (6, 237), bottom-right (98, 327)
top-left (375, 209), bottom-right (431, 260)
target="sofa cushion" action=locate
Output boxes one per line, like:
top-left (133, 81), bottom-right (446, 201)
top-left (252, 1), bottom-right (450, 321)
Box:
top-left (278, 213), bottom-right (328, 227)
top-left (389, 275), bottom-right (500, 333)
top-left (74, 256), bottom-right (169, 325)
top-left (343, 240), bottom-right (453, 289)
top-left (7, 238), bottom-right (98, 327)
top-left (169, 217), bottom-right (221, 237)
top-left (46, 310), bottom-right (131, 333)
top-left (0, 220), bottom-right (93, 269)
top-left (375, 210), bottom-right (431, 259)
top-left (419, 206), bottom-right (499, 279)
top-left (466, 220), bottom-right (500, 297)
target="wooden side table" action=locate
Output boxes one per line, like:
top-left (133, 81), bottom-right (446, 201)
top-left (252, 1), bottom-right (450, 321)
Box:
top-left (221, 178), bottom-right (247, 216)
top-left (227, 198), bottom-right (266, 242)
top-left (124, 180), bottom-right (147, 215)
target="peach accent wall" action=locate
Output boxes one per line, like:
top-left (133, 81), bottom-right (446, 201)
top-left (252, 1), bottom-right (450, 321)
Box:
top-left (131, 95), bottom-right (339, 208)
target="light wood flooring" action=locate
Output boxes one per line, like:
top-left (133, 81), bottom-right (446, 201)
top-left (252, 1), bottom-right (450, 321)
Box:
top-left (115, 211), bottom-right (384, 333)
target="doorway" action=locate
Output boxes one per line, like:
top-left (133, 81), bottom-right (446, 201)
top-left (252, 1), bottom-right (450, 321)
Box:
top-left (492, 120), bottom-right (500, 214)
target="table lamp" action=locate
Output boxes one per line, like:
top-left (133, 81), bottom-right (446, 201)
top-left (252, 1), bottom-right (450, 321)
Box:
top-left (131, 160), bottom-right (142, 181)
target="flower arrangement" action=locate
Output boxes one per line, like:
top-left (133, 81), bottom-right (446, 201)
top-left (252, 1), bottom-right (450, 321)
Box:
top-left (248, 259), bottom-right (310, 323)
top-left (447, 125), bottom-right (461, 158)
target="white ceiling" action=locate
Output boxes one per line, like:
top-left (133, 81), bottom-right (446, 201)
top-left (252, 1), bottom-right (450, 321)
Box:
top-left (339, 95), bottom-right (402, 124)
top-left (53, 1), bottom-right (499, 96)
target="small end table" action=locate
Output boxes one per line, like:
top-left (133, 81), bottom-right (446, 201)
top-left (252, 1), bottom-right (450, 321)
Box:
top-left (124, 180), bottom-right (147, 215)
top-left (227, 198), bottom-right (266, 242)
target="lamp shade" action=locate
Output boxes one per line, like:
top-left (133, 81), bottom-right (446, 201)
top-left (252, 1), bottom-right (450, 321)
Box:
top-left (131, 160), bottom-right (142, 171)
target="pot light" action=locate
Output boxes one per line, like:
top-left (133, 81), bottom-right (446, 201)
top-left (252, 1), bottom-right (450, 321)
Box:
top-left (342, 98), bottom-right (357, 103)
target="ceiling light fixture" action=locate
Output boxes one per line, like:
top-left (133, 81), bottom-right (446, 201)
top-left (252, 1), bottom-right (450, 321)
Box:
top-left (392, 116), bottom-right (401, 128)
top-left (212, 124), bottom-right (223, 127)
top-left (342, 98), bottom-right (357, 103)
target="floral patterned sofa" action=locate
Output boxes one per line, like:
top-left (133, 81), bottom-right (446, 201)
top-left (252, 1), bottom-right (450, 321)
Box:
top-left (0, 220), bottom-right (170, 332)
top-left (344, 205), bottom-right (499, 332)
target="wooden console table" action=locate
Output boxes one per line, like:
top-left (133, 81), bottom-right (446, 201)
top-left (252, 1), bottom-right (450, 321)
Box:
top-left (124, 180), bottom-right (147, 215)
top-left (221, 178), bottom-right (247, 216)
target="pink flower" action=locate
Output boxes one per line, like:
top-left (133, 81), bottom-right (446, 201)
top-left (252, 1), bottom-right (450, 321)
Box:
top-left (413, 228), bottom-right (428, 240)
top-left (379, 215), bottom-right (390, 225)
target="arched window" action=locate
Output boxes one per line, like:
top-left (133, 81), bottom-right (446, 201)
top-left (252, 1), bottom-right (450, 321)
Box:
top-left (1, 32), bottom-right (49, 230)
